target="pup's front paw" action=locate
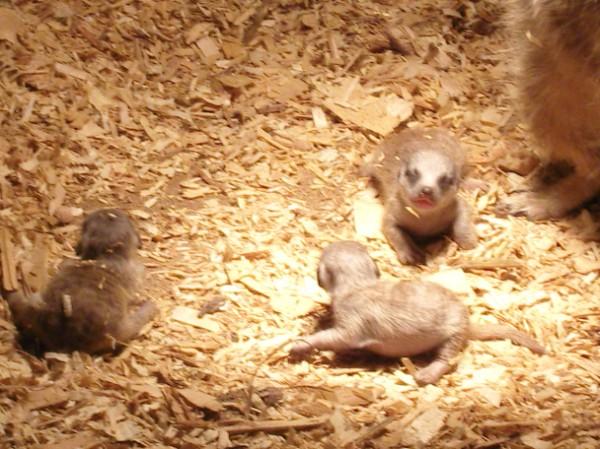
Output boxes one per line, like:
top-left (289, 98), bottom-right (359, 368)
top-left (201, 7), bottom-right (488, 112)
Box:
top-left (396, 246), bottom-right (427, 265)
top-left (453, 226), bottom-right (477, 250)
top-left (289, 340), bottom-right (314, 359)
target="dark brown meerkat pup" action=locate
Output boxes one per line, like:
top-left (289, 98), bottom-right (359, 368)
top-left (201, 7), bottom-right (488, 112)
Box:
top-left (362, 127), bottom-right (477, 265)
top-left (290, 241), bottom-right (545, 385)
top-left (499, 0), bottom-right (600, 219)
top-left (1, 208), bottom-right (158, 354)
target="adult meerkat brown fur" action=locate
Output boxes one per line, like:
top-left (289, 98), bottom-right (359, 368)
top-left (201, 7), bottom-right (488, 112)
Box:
top-left (362, 128), bottom-right (477, 265)
top-left (1, 208), bottom-right (158, 354)
top-left (291, 241), bottom-right (545, 385)
top-left (499, 0), bottom-right (600, 219)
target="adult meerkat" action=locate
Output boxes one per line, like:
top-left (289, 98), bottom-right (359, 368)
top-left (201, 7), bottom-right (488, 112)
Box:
top-left (499, 0), bottom-right (600, 219)
top-left (291, 241), bottom-right (545, 385)
top-left (1, 209), bottom-right (158, 354)
top-left (362, 128), bottom-right (477, 265)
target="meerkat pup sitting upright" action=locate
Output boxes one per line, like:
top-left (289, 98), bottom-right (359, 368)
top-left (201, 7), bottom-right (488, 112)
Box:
top-left (291, 241), bottom-right (545, 385)
top-left (362, 128), bottom-right (477, 265)
top-left (1, 208), bottom-right (158, 354)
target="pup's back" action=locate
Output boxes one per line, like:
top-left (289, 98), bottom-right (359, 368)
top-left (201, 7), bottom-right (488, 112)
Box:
top-left (333, 279), bottom-right (468, 357)
top-left (33, 259), bottom-right (137, 353)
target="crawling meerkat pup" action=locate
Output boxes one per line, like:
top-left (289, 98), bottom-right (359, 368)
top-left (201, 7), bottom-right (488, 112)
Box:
top-left (1, 208), bottom-right (158, 354)
top-left (362, 128), bottom-right (476, 265)
top-left (291, 241), bottom-right (545, 385)
top-left (499, 1), bottom-right (600, 219)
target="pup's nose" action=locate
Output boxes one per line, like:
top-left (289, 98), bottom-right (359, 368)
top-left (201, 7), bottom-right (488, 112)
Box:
top-left (420, 186), bottom-right (433, 196)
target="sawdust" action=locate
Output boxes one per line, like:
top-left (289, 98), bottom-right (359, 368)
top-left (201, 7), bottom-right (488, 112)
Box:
top-left (0, 1), bottom-right (599, 448)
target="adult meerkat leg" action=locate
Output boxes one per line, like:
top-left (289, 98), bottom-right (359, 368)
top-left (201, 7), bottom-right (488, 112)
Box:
top-left (528, 161), bottom-right (574, 191)
top-left (290, 328), bottom-right (355, 357)
top-left (414, 332), bottom-right (466, 385)
top-left (501, 0), bottom-right (600, 220)
top-left (499, 171), bottom-right (600, 220)
top-left (382, 211), bottom-right (425, 265)
top-left (452, 197), bottom-right (477, 249)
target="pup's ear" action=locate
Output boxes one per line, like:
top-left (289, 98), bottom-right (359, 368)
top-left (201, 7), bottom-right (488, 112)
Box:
top-left (75, 240), bottom-right (83, 256)
top-left (76, 212), bottom-right (91, 257)
top-left (374, 263), bottom-right (381, 279)
top-left (317, 263), bottom-right (333, 291)
top-left (135, 229), bottom-right (142, 249)
top-left (75, 236), bottom-right (98, 259)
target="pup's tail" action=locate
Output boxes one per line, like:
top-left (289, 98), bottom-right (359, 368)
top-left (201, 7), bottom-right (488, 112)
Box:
top-left (468, 323), bottom-right (546, 355)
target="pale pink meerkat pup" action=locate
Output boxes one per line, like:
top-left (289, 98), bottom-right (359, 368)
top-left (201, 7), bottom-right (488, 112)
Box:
top-left (1, 208), bottom-right (158, 354)
top-left (291, 241), bottom-right (545, 385)
top-left (499, 0), bottom-right (600, 219)
top-left (362, 127), bottom-right (477, 265)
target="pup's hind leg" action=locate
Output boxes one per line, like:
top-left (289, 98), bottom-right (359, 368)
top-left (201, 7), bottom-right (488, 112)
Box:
top-left (290, 328), bottom-right (355, 357)
top-left (3, 290), bottom-right (44, 325)
top-left (114, 301), bottom-right (158, 343)
top-left (415, 332), bottom-right (466, 385)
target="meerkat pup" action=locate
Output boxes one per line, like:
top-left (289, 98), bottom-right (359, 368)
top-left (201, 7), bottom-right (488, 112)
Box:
top-left (500, 0), bottom-right (600, 219)
top-left (291, 241), bottom-right (545, 385)
top-left (1, 208), bottom-right (158, 354)
top-left (362, 128), bottom-right (477, 265)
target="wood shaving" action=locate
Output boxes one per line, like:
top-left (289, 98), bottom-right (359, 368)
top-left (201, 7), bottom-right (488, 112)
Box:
top-left (0, 1), bottom-right (598, 448)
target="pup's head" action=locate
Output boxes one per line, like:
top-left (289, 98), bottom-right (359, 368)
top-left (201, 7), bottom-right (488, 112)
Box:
top-left (396, 150), bottom-right (458, 211)
top-left (76, 208), bottom-right (141, 260)
top-left (317, 241), bottom-right (380, 295)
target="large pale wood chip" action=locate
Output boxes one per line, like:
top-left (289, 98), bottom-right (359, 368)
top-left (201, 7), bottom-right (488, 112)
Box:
top-left (179, 389), bottom-right (224, 412)
top-left (0, 228), bottom-right (18, 291)
top-left (0, 8), bottom-right (23, 44)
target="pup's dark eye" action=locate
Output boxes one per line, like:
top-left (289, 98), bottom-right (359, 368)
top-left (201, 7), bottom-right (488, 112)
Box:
top-left (403, 168), bottom-right (420, 183)
top-left (437, 174), bottom-right (455, 189)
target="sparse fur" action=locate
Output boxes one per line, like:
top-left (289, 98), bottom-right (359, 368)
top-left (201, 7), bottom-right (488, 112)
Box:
top-left (76, 208), bottom-right (142, 260)
top-left (316, 241), bottom-right (380, 298)
top-left (2, 208), bottom-right (157, 354)
top-left (291, 242), bottom-right (545, 385)
top-left (500, 0), bottom-right (600, 219)
top-left (363, 128), bottom-right (476, 265)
